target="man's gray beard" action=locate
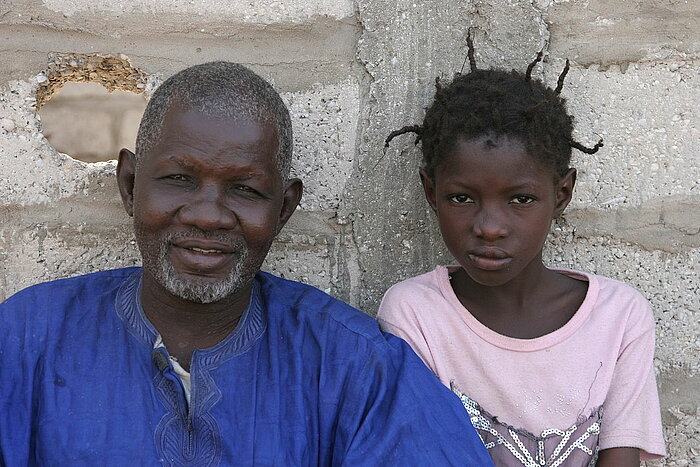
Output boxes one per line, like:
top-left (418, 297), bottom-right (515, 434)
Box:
top-left (141, 230), bottom-right (259, 304)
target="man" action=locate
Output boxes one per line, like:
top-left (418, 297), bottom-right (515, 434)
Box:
top-left (0, 62), bottom-right (492, 465)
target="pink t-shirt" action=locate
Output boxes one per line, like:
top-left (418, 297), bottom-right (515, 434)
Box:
top-left (377, 266), bottom-right (666, 464)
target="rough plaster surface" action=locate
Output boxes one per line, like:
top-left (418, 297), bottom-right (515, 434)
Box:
top-left (0, 0), bottom-right (698, 463)
top-left (0, 77), bottom-right (110, 206)
top-left (560, 61), bottom-right (700, 208)
top-left (34, 53), bottom-right (148, 109)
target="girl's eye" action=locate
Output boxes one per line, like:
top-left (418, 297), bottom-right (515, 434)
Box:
top-left (511, 195), bottom-right (535, 204)
top-left (449, 194), bottom-right (473, 204)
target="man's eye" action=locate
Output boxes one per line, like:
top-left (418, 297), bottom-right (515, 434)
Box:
top-left (166, 174), bottom-right (189, 182)
top-left (449, 194), bottom-right (473, 204)
top-left (234, 185), bottom-right (257, 194)
top-left (511, 195), bottom-right (535, 204)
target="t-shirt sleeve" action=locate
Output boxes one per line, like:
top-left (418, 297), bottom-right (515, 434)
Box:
top-left (333, 333), bottom-right (493, 466)
top-left (599, 295), bottom-right (666, 460)
top-left (376, 283), bottom-right (439, 372)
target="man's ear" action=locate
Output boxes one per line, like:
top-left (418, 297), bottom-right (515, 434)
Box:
top-left (554, 168), bottom-right (576, 218)
top-left (276, 177), bottom-right (303, 233)
top-left (117, 148), bottom-right (137, 217)
top-left (419, 168), bottom-right (438, 213)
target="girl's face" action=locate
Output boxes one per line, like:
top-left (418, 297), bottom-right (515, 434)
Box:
top-left (421, 135), bottom-right (575, 288)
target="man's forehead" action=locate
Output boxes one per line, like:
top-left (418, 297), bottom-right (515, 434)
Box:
top-left (166, 97), bottom-right (276, 126)
top-left (160, 102), bottom-right (273, 140)
top-left (140, 105), bottom-right (281, 170)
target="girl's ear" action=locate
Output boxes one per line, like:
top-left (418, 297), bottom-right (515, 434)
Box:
top-left (419, 168), bottom-right (438, 212)
top-left (554, 168), bottom-right (577, 217)
top-left (117, 148), bottom-right (137, 217)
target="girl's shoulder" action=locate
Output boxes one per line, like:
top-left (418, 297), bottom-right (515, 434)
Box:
top-left (558, 268), bottom-right (649, 304)
top-left (556, 268), bottom-right (654, 331)
top-left (381, 265), bottom-right (452, 302)
top-left (378, 266), bottom-right (462, 325)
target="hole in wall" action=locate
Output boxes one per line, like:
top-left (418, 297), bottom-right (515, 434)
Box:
top-left (39, 82), bottom-right (147, 163)
top-left (36, 53), bottom-right (148, 163)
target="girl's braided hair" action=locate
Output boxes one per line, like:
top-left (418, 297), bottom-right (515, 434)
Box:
top-left (385, 30), bottom-right (602, 179)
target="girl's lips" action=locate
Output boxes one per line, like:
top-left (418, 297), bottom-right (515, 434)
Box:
top-left (468, 253), bottom-right (512, 271)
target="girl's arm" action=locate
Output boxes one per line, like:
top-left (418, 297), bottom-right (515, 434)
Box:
top-left (596, 447), bottom-right (640, 467)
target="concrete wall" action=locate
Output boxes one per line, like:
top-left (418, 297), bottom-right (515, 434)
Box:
top-left (1, 0), bottom-right (697, 463)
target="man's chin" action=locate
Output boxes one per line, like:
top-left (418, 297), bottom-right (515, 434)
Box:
top-left (151, 263), bottom-right (253, 304)
top-left (164, 280), bottom-right (234, 304)
top-left (139, 237), bottom-right (263, 304)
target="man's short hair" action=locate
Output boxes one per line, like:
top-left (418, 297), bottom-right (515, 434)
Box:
top-left (135, 61), bottom-right (293, 180)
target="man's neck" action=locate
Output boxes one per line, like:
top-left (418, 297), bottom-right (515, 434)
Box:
top-left (140, 271), bottom-right (253, 371)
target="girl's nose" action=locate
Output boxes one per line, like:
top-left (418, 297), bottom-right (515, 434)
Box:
top-left (177, 186), bottom-right (237, 231)
top-left (472, 206), bottom-right (508, 240)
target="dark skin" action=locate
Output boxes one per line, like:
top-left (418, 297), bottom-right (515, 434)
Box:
top-left (597, 447), bottom-right (640, 467)
top-left (117, 104), bottom-right (302, 370)
top-left (422, 135), bottom-right (639, 465)
top-left (421, 136), bottom-right (586, 339)
top-left (448, 266), bottom-right (586, 339)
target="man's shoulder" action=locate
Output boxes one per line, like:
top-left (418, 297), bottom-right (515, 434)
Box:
top-left (1, 267), bottom-right (139, 310)
top-left (256, 271), bottom-right (386, 345)
top-left (0, 268), bottom-right (139, 350)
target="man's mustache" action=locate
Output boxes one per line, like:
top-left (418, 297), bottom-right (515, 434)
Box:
top-left (163, 230), bottom-right (243, 249)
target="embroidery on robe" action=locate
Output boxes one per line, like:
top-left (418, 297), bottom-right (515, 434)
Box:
top-left (116, 270), bottom-right (266, 466)
top-left (452, 383), bottom-right (602, 467)
top-left (154, 368), bottom-right (222, 467)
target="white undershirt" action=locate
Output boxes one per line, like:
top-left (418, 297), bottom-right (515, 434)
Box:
top-left (154, 335), bottom-right (192, 404)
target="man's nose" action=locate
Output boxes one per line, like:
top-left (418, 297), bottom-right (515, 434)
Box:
top-left (472, 205), bottom-right (508, 240)
top-left (177, 185), bottom-right (237, 231)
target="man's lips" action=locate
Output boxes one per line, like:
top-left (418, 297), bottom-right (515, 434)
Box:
top-left (467, 247), bottom-right (512, 271)
top-left (171, 238), bottom-right (235, 255)
top-left (169, 238), bottom-right (238, 273)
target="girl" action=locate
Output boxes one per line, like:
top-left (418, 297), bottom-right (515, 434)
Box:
top-left (379, 42), bottom-right (666, 466)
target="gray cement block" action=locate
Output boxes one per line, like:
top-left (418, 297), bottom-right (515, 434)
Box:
top-left (547, 0), bottom-right (700, 65)
top-left (0, 0), bottom-right (360, 91)
top-left (284, 80), bottom-right (360, 212)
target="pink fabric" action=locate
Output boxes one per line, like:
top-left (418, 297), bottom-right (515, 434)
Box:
top-left (377, 266), bottom-right (666, 461)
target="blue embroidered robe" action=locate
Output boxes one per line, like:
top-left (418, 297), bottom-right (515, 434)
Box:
top-left (0, 268), bottom-right (492, 466)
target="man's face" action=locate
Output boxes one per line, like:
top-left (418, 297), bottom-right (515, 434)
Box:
top-left (119, 104), bottom-right (299, 304)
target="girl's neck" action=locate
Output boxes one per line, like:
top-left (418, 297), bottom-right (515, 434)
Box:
top-left (453, 261), bottom-right (550, 306)
top-left (450, 265), bottom-right (588, 339)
